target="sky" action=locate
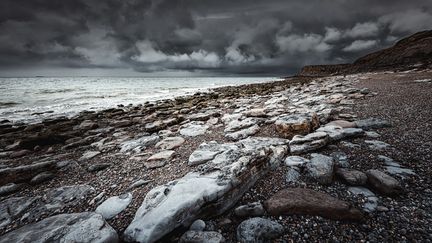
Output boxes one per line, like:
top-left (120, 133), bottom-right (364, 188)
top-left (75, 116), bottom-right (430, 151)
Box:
top-left (0, 0), bottom-right (431, 77)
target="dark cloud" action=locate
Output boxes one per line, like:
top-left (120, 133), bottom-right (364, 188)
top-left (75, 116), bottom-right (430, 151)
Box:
top-left (0, 0), bottom-right (431, 76)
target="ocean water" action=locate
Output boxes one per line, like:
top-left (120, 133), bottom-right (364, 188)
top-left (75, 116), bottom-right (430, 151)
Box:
top-left (0, 76), bottom-right (278, 124)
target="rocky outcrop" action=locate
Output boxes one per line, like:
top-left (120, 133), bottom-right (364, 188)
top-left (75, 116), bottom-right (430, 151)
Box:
top-left (123, 137), bottom-right (289, 243)
top-left (0, 212), bottom-right (118, 243)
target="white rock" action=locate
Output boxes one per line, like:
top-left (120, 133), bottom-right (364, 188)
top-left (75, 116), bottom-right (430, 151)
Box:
top-left (155, 137), bottom-right (185, 150)
top-left (284, 156), bottom-right (310, 167)
top-left (180, 122), bottom-right (209, 137)
top-left (147, 150), bottom-right (175, 161)
top-left (120, 135), bottom-right (160, 153)
top-left (225, 124), bottom-right (260, 141)
top-left (96, 193), bottom-right (133, 219)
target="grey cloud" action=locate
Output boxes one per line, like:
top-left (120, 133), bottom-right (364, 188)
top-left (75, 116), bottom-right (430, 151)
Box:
top-left (0, 0), bottom-right (431, 76)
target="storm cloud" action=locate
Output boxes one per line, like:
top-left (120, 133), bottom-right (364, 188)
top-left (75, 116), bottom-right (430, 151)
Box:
top-left (1, 0), bottom-right (431, 76)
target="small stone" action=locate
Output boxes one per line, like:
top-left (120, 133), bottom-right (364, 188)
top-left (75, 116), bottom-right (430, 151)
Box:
top-left (79, 151), bottom-right (101, 161)
top-left (189, 219), bottom-right (206, 231)
top-left (236, 217), bottom-right (284, 243)
top-left (306, 153), bottom-right (335, 185)
top-left (286, 168), bottom-right (301, 184)
top-left (234, 202), bottom-right (265, 217)
top-left (147, 150), bottom-right (175, 161)
top-left (179, 230), bottom-right (225, 243)
top-left (30, 172), bottom-right (55, 185)
top-left (284, 156), bottom-right (309, 167)
top-left (336, 168), bottom-right (367, 186)
top-left (88, 163), bottom-right (111, 172)
top-left (95, 193), bottom-right (133, 219)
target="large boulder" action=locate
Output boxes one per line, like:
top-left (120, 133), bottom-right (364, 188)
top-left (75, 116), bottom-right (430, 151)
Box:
top-left (264, 188), bottom-right (363, 221)
top-left (275, 113), bottom-right (319, 138)
top-left (0, 212), bottom-right (118, 243)
top-left (123, 137), bottom-right (289, 243)
top-left (236, 217), bottom-right (283, 243)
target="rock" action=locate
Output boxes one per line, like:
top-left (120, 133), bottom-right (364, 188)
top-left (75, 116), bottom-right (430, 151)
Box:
top-left (224, 118), bottom-right (258, 133)
top-left (0, 212), bottom-right (118, 243)
top-left (365, 131), bottom-right (380, 138)
top-left (331, 151), bottom-right (349, 168)
top-left (155, 137), bottom-right (185, 150)
top-left (180, 122), bottom-right (209, 137)
top-left (366, 169), bottom-right (402, 195)
top-left (385, 166), bottom-right (416, 177)
top-left (0, 196), bottom-right (38, 230)
top-left (286, 168), bottom-right (301, 184)
top-left (355, 118), bottom-right (391, 129)
top-left (147, 150), bottom-right (175, 161)
top-left (119, 135), bottom-right (160, 153)
top-left (79, 151), bottom-right (101, 161)
top-left (326, 120), bottom-right (356, 128)
top-left (189, 219), bottom-right (206, 231)
top-left (264, 188), bottom-right (363, 220)
top-left (44, 185), bottom-right (95, 207)
top-left (123, 137), bottom-right (288, 243)
top-left (112, 119), bottom-right (132, 128)
top-left (180, 231), bottom-right (225, 243)
top-left (340, 141), bottom-right (360, 148)
top-left (336, 168), bottom-right (367, 186)
top-left (30, 172), bottom-right (55, 185)
top-left (244, 108), bottom-right (267, 117)
top-left (234, 202), bottom-right (265, 217)
top-left (348, 187), bottom-right (379, 212)
top-left (128, 179), bottom-right (152, 190)
top-left (225, 124), bottom-right (260, 141)
top-left (145, 121), bottom-right (165, 132)
top-left (306, 153), bottom-right (335, 185)
top-left (95, 193), bottom-right (133, 219)
top-left (9, 149), bottom-right (31, 158)
top-left (316, 125), bottom-right (364, 141)
top-left (188, 142), bottom-right (236, 166)
top-left (0, 160), bottom-right (58, 186)
top-left (289, 132), bottom-right (330, 154)
top-left (78, 120), bottom-right (98, 130)
top-left (88, 163), bottom-right (111, 172)
top-left (236, 217), bottom-right (283, 243)
top-left (275, 113), bottom-right (319, 138)
top-left (365, 140), bottom-right (391, 150)
top-left (284, 156), bottom-right (309, 167)
top-left (0, 183), bottom-right (24, 196)
top-left (188, 111), bottom-right (219, 121)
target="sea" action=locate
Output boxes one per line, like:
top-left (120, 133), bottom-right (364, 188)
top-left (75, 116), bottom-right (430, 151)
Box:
top-left (0, 76), bottom-right (279, 124)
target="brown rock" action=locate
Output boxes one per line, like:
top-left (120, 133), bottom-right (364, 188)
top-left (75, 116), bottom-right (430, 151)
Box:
top-left (264, 188), bottom-right (363, 221)
top-left (336, 168), bottom-right (368, 186)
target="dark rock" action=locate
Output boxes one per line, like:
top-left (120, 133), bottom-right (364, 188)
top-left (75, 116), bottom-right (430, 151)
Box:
top-left (354, 118), bottom-right (391, 130)
top-left (236, 217), bottom-right (283, 243)
top-left (0, 160), bottom-right (58, 186)
top-left (88, 163), bottom-right (111, 172)
top-left (336, 168), bottom-right (367, 186)
top-left (305, 153), bottom-right (335, 185)
top-left (0, 183), bottom-right (25, 196)
top-left (366, 169), bottom-right (402, 196)
top-left (264, 188), bottom-right (363, 221)
top-left (30, 172), bottom-right (55, 185)
top-left (189, 219), bottom-right (206, 231)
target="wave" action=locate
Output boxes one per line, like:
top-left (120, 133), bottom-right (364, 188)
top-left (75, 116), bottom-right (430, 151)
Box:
top-left (37, 88), bottom-right (77, 94)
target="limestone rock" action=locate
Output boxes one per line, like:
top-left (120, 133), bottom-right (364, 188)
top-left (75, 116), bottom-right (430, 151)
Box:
top-left (224, 118), bottom-right (258, 133)
top-left (30, 172), bottom-right (55, 185)
top-left (78, 120), bottom-right (98, 130)
top-left (147, 150), bottom-right (175, 161)
top-left (289, 132), bottom-right (330, 154)
top-left (243, 108), bottom-right (267, 118)
top-left (0, 183), bottom-right (24, 196)
top-left (326, 120), bottom-right (356, 128)
top-left (316, 125), bottom-right (364, 141)
top-left (284, 156), bottom-right (309, 167)
top-left (79, 151), bottom-right (101, 161)
top-left (155, 137), bottom-right (185, 150)
top-left (96, 193), bottom-right (133, 219)
top-left (0, 212), bottom-right (118, 243)
top-left (355, 118), bottom-right (390, 129)
top-left (264, 188), bottom-right (363, 220)
top-left (0, 160), bottom-right (58, 186)
top-left (120, 135), bottom-right (160, 153)
top-left (275, 113), bottom-right (319, 138)
top-left (180, 122), bottom-right (209, 137)
top-left (225, 124), bottom-right (260, 141)
top-left (365, 140), bottom-right (391, 150)
top-left (236, 217), bottom-right (283, 243)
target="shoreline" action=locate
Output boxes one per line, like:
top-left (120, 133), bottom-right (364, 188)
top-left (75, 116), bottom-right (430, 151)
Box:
top-left (0, 69), bottom-right (431, 242)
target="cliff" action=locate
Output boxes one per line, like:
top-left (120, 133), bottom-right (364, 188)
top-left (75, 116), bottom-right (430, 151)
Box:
top-left (298, 30), bottom-right (432, 76)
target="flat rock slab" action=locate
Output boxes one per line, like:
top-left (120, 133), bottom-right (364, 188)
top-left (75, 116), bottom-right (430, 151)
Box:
top-left (0, 212), bottom-right (118, 243)
top-left (180, 122), bottom-right (209, 137)
top-left (225, 124), bottom-right (260, 141)
top-left (119, 135), bottom-right (160, 153)
top-left (264, 188), bottom-right (363, 221)
top-left (124, 137), bottom-right (289, 243)
top-left (0, 160), bottom-right (58, 186)
top-left (96, 193), bottom-right (133, 219)
top-left (155, 137), bottom-right (185, 150)
top-left (355, 118), bottom-right (390, 129)
top-left (224, 117), bottom-right (258, 133)
top-left (289, 132), bottom-right (330, 154)
top-left (147, 150), bottom-right (175, 161)
top-left (236, 217), bottom-right (283, 243)
top-left (366, 169), bottom-right (402, 196)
